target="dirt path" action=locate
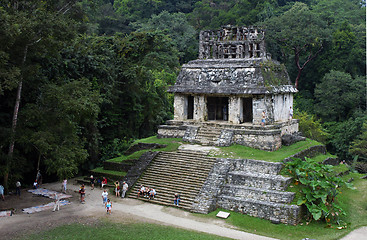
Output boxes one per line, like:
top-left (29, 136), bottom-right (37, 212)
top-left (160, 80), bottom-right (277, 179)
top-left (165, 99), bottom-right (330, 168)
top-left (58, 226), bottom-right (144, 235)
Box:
top-left (1, 180), bottom-right (366, 240)
top-left (0, 179), bottom-right (277, 240)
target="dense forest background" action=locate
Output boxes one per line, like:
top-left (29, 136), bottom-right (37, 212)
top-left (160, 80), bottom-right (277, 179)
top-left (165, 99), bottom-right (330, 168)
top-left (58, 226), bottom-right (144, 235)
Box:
top-left (0, 0), bottom-right (366, 190)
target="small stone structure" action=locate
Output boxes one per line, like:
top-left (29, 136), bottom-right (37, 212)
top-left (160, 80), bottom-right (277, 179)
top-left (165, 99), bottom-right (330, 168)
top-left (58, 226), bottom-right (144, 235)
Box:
top-left (158, 25), bottom-right (299, 151)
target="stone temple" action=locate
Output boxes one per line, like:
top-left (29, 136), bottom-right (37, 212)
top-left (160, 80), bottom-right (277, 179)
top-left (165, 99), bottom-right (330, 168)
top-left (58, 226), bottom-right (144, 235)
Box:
top-left (158, 25), bottom-right (299, 151)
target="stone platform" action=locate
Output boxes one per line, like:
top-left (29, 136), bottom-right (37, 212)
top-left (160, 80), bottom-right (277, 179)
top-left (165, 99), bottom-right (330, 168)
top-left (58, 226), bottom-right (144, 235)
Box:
top-left (157, 119), bottom-right (299, 151)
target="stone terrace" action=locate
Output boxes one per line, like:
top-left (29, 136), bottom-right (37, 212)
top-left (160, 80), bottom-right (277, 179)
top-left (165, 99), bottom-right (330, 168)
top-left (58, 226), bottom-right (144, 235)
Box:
top-left (128, 151), bottom-right (217, 210)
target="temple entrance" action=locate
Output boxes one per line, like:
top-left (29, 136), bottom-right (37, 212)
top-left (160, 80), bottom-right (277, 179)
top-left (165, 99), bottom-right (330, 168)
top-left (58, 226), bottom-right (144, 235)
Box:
top-left (242, 97), bottom-right (253, 122)
top-left (187, 96), bottom-right (194, 119)
top-left (207, 97), bottom-right (228, 121)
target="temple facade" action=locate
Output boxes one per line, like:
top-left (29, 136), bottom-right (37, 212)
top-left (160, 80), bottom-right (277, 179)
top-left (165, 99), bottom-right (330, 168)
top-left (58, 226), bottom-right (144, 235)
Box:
top-left (158, 26), bottom-right (299, 151)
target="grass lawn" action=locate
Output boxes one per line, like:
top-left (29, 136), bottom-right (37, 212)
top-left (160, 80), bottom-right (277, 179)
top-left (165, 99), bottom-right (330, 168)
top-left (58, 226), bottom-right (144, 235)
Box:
top-left (24, 222), bottom-right (230, 240)
top-left (90, 167), bottom-right (127, 177)
top-left (106, 136), bottom-right (183, 163)
top-left (211, 138), bottom-right (321, 161)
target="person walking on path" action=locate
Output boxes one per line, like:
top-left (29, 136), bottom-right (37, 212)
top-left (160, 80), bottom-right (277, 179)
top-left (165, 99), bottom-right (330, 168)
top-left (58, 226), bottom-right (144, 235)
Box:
top-left (79, 184), bottom-right (86, 203)
top-left (102, 189), bottom-right (108, 205)
top-left (90, 175), bottom-right (95, 190)
top-left (105, 199), bottom-right (112, 214)
top-left (15, 181), bottom-right (21, 196)
top-left (0, 185), bottom-right (4, 201)
top-left (121, 181), bottom-right (128, 198)
top-left (62, 179), bottom-right (67, 193)
top-left (53, 193), bottom-right (60, 212)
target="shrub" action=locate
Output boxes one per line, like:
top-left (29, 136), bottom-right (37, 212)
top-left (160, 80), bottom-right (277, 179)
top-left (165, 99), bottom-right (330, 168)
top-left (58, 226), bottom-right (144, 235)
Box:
top-left (284, 157), bottom-right (353, 226)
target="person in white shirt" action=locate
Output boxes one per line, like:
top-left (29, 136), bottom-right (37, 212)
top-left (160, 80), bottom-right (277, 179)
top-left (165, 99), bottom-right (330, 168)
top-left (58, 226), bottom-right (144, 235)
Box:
top-left (102, 190), bottom-right (108, 205)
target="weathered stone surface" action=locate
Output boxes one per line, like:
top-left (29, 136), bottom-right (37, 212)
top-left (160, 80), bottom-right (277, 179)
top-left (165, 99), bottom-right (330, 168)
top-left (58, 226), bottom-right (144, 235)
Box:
top-left (229, 158), bottom-right (283, 175)
top-left (190, 156), bottom-right (301, 224)
top-left (183, 126), bottom-right (199, 142)
top-left (283, 145), bottom-right (327, 163)
top-left (191, 158), bottom-right (232, 214)
top-left (217, 196), bottom-right (301, 225)
top-left (227, 171), bottom-right (292, 191)
top-left (282, 133), bottom-right (306, 146)
top-left (217, 129), bottom-right (234, 146)
top-left (322, 157), bottom-right (340, 166)
top-left (221, 185), bottom-right (295, 204)
top-left (122, 151), bottom-right (159, 188)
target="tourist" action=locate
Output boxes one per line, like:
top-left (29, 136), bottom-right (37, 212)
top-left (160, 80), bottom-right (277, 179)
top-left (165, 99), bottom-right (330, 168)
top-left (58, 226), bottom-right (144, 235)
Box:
top-left (102, 189), bottom-right (108, 205)
top-left (15, 181), bottom-right (21, 196)
top-left (62, 179), bottom-right (67, 193)
top-left (121, 181), bottom-right (128, 198)
top-left (114, 181), bottom-right (120, 197)
top-left (79, 184), bottom-right (86, 203)
top-left (33, 180), bottom-right (38, 189)
top-left (53, 192), bottom-right (60, 212)
top-left (144, 186), bottom-right (150, 197)
top-left (149, 188), bottom-right (156, 200)
top-left (289, 106), bottom-right (293, 122)
top-left (174, 193), bottom-right (180, 206)
top-left (101, 177), bottom-right (107, 188)
top-left (0, 184), bottom-right (4, 201)
top-left (90, 175), bottom-right (95, 190)
top-left (105, 199), bottom-right (112, 214)
top-left (138, 185), bottom-right (145, 198)
top-left (261, 110), bottom-right (266, 127)
top-left (36, 170), bottom-right (42, 185)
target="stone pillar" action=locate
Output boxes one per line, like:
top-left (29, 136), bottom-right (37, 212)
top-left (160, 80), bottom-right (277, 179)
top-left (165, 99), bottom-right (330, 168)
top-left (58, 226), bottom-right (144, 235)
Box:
top-left (194, 95), bottom-right (207, 121)
top-left (228, 96), bottom-right (241, 124)
top-left (173, 94), bottom-right (186, 120)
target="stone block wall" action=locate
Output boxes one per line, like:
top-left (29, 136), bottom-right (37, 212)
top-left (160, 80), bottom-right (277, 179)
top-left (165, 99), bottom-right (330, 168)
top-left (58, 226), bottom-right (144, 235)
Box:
top-left (221, 185), bottom-right (295, 204)
top-left (157, 125), bottom-right (187, 138)
top-left (191, 158), bottom-right (232, 214)
top-left (229, 159), bottom-right (283, 175)
top-left (227, 171), bottom-right (292, 191)
top-left (232, 129), bottom-right (282, 151)
top-left (217, 196), bottom-right (301, 225)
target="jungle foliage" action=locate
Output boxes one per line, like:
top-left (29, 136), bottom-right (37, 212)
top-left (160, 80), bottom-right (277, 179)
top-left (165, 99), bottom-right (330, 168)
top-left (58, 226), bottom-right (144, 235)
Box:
top-left (0, 0), bottom-right (365, 192)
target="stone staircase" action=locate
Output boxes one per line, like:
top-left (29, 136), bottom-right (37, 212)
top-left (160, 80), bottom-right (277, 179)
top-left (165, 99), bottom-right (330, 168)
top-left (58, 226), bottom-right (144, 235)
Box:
top-left (217, 159), bottom-right (300, 225)
top-left (128, 151), bottom-right (217, 210)
top-left (194, 126), bottom-right (221, 145)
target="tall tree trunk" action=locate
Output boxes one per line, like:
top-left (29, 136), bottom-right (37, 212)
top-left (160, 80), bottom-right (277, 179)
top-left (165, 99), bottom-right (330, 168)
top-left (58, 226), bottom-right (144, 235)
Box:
top-left (4, 45), bottom-right (28, 193)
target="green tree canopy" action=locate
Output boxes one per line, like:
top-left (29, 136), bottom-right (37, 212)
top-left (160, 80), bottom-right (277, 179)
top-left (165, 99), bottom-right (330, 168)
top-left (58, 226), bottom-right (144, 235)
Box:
top-left (314, 70), bottom-right (365, 122)
top-left (262, 2), bottom-right (330, 89)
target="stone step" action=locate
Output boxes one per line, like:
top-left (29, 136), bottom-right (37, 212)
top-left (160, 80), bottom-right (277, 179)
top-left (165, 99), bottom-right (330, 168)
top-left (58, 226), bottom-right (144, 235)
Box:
top-left (230, 159), bottom-right (283, 175)
top-left (227, 171), bottom-right (292, 191)
top-left (156, 153), bottom-right (214, 162)
top-left (149, 165), bottom-right (213, 173)
top-left (128, 151), bottom-right (216, 210)
top-left (138, 173), bottom-right (208, 186)
top-left (217, 196), bottom-right (300, 225)
top-left (131, 185), bottom-right (201, 197)
top-left (129, 194), bottom-right (192, 210)
top-left (152, 159), bottom-right (215, 167)
top-left (221, 185), bottom-right (295, 204)
top-left (131, 184), bottom-right (199, 198)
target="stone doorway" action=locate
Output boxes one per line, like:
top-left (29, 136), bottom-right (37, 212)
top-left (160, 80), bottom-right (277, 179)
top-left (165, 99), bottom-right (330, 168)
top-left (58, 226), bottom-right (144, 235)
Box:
top-left (207, 97), bottom-right (228, 121)
top-left (242, 97), bottom-right (253, 123)
top-left (187, 95), bottom-right (194, 119)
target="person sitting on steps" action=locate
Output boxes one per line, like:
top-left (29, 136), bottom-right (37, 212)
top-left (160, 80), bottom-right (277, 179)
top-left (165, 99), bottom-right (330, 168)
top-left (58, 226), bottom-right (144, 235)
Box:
top-left (101, 177), bottom-right (107, 188)
top-left (174, 193), bottom-right (180, 206)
